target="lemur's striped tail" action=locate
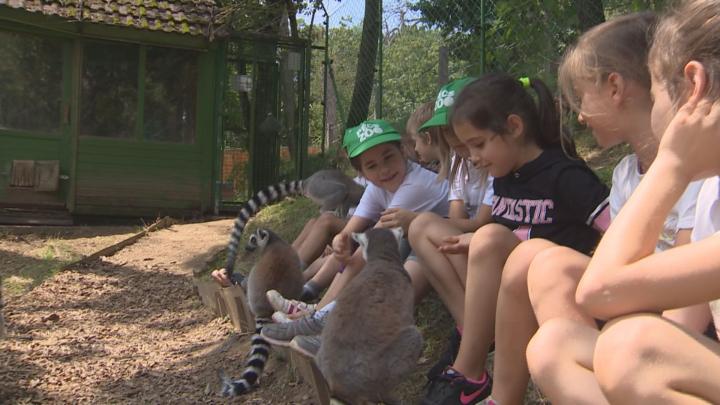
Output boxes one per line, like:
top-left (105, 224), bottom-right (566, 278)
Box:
top-left (224, 180), bottom-right (304, 280)
top-left (219, 319), bottom-right (272, 396)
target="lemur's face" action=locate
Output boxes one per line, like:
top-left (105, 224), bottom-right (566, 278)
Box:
top-left (245, 229), bottom-right (270, 252)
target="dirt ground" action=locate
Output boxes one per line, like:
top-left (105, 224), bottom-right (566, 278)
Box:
top-left (0, 220), bottom-right (319, 404)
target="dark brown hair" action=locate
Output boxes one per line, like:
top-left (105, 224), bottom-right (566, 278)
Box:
top-left (450, 73), bottom-right (578, 158)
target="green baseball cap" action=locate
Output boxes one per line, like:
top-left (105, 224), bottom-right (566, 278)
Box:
top-left (419, 77), bottom-right (476, 131)
top-left (343, 120), bottom-right (402, 158)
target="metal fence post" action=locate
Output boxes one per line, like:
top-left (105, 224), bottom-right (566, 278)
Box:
top-left (375, 0), bottom-right (383, 119)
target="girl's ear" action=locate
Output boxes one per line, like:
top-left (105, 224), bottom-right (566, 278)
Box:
top-left (683, 61), bottom-right (709, 105)
top-left (607, 72), bottom-right (626, 105)
top-left (506, 114), bottom-right (525, 139)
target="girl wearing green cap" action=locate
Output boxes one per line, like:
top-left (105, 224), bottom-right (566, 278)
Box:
top-left (406, 78), bottom-right (497, 384)
top-left (317, 119), bottom-right (450, 303)
top-left (259, 119), bottom-right (449, 342)
top-left (421, 73), bottom-right (611, 405)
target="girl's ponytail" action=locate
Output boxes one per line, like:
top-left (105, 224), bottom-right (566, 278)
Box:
top-left (529, 78), bottom-right (579, 159)
top-left (452, 73), bottom-right (577, 158)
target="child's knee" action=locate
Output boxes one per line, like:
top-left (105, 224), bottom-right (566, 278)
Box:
top-left (527, 318), bottom-right (574, 377)
top-left (316, 212), bottom-right (341, 230)
top-left (469, 223), bottom-right (515, 255)
top-left (594, 314), bottom-right (667, 395)
top-left (501, 239), bottom-right (554, 294)
top-left (408, 212), bottom-right (440, 242)
top-left (527, 246), bottom-right (584, 303)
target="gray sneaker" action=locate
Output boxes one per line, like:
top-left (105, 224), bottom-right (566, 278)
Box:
top-left (261, 314), bottom-right (325, 346)
top-left (290, 335), bottom-right (321, 357)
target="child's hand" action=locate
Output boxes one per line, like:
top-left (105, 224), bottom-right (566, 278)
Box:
top-left (211, 268), bottom-right (232, 287)
top-left (438, 233), bottom-right (472, 254)
top-left (657, 96), bottom-right (720, 181)
top-left (332, 232), bottom-right (352, 264)
top-left (379, 208), bottom-right (417, 233)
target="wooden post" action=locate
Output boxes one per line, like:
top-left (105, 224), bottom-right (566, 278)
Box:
top-left (290, 348), bottom-right (330, 405)
top-left (220, 285), bottom-right (255, 333)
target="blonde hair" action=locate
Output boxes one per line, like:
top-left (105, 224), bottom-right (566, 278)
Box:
top-left (407, 101), bottom-right (452, 180)
top-left (650, 0), bottom-right (720, 107)
top-left (558, 12), bottom-right (657, 113)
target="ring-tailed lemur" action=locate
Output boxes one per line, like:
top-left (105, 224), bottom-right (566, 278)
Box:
top-left (220, 228), bottom-right (304, 396)
top-left (317, 228), bottom-right (424, 404)
top-left (220, 169), bottom-right (364, 285)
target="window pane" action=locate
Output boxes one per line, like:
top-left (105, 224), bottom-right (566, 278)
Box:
top-left (144, 47), bottom-right (197, 143)
top-left (80, 42), bottom-right (138, 138)
top-left (0, 31), bottom-right (63, 133)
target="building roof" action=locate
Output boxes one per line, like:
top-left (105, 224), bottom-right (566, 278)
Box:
top-left (0, 0), bottom-right (217, 36)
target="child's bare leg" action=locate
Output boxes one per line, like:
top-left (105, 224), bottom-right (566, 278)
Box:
top-left (302, 256), bottom-right (327, 282)
top-left (404, 258), bottom-right (431, 305)
top-left (595, 314), bottom-right (720, 404)
top-left (492, 238), bottom-right (555, 404)
top-left (308, 254), bottom-right (345, 291)
top-left (453, 224), bottom-right (520, 379)
top-left (292, 217), bottom-right (317, 251)
top-left (663, 303), bottom-right (712, 333)
top-left (295, 212), bottom-right (346, 266)
top-left (408, 212), bottom-right (467, 325)
top-left (527, 318), bottom-right (608, 405)
top-left (317, 250), bottom-right (364, 308)
top-left (528, 246), bottom-right (595, 326)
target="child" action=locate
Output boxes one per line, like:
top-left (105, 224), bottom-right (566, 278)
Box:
top-left (524, 12), bottom-right (706, 404)
top-left (422, 73), bottom-right (610, 405)
top-left (407, 77), bottom-right (494, 378)
top-left (569, 1), bottom-right (720, 402)
top-left (278, 105), bottom-right (453, 309)
top-left (261, 119), bottom-right (449, 342)
top-left (407, 101), bottom-right (453, 177)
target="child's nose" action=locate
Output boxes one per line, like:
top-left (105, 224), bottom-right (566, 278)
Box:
top-left (577, 113), bottom-right (586, 125)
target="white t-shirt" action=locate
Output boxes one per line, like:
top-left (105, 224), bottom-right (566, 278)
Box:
top-left (353, 161), bottom-right (449, 222)
top-left (610, 154), bottom-right (702, 251)
top-left (690, 177), bottom-right (720, 335)
top-left (448, 156), bottom-right (494, 218)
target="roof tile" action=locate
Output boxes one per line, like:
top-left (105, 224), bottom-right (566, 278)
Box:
top-left (2, 0), bottom-right (216, 36)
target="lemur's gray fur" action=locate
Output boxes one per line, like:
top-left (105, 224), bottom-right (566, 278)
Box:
top-left (316, 228), bottom-right (423, 405)
top-left (220, 228), bottom-right (303, 397)
top-left (222, 169), bottom-right (364, 284)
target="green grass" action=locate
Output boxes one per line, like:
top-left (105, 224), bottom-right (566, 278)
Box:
top-left (201, 197), bottom-right (320, 278)
top-left (574, 128), bottom-right (630, 186)
top-left (3, 237), bottom-right (82, 297)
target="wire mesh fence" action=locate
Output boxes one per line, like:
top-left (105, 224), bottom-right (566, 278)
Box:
top-left (304, 0), bottom-right (667, 155)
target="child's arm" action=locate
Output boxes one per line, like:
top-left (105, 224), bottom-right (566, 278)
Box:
top-left (578, 96), bottom-right (720, 319)
top-left (331, 215), bottom-right (372, 264)
top-left (446, 204), bottom-right (492, 233)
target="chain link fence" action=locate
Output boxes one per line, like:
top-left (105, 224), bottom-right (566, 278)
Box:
top-left (305, 0), bottom-right (666, 156)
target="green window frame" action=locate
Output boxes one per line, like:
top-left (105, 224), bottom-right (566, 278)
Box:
top-left (80, 40), bottom-right (198, 144)
top-left (0, 30), bottom-right (64, 135)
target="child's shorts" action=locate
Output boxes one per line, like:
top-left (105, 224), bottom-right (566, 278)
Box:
top-left (399, 238), bottom-right (419, 263)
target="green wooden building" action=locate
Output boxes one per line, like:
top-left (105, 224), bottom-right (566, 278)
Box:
top-left (0, 0), bottom-right (310, 220)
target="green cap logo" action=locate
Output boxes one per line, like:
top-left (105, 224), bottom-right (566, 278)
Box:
top-left (419, 77), bottom-right (476, 131)
top-left (343, 119), bottom-right (402, 158)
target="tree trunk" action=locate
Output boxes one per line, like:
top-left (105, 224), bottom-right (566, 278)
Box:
top-left (575, 0), bottom-right (605, 32)
top-left (325, 64), bottom-right (340, 151)
top-left (345, 0), bottom-right (381, 128)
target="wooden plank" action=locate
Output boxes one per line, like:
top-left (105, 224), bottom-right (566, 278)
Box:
top-left (289, 348), bottom-right (330, 405)
top-left (60, 216), bottom-right (174, 271)
top-left (219, 285), bottom-right (254, 333)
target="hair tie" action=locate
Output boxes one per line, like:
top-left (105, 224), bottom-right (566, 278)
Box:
top-left (518, 77), bottom-right (531, 88)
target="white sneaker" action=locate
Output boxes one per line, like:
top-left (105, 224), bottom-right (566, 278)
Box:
top-left (266, 290), bottom-right (317, 316)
